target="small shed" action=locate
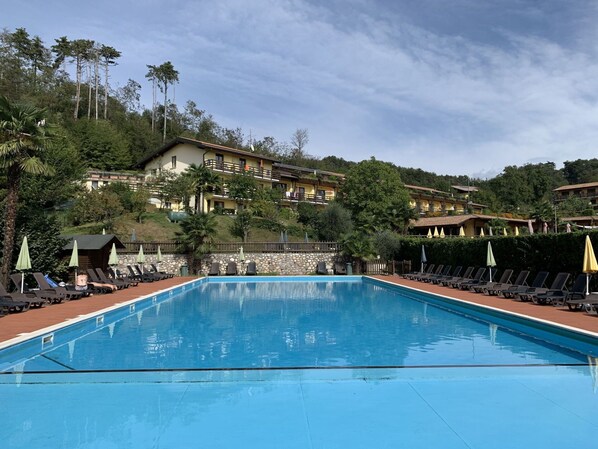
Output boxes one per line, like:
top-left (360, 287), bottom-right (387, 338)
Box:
top-left (62, 235), bottom-right (126, 271)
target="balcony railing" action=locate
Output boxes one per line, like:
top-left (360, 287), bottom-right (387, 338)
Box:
top-left (204, 159), bottom-right (279, 181)
top-left (279, 192), bottom-right (331, 204)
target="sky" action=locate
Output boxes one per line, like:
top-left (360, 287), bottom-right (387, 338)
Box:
top-left (3, 0), bottom-right (598, 177)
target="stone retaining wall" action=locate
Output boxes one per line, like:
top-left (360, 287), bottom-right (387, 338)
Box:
top-left (118, 252), bottom-right (343, 276)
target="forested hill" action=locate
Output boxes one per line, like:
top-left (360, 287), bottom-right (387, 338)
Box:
top-left (1, 27), bottom-right (598, 217)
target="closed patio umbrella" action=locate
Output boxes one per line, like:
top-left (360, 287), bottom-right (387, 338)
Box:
top-left (480, 228), bottom-right (485, 237)
top-left (503, 228), bottom-right (507, 236)
top-left (156, 245), bottom-right (163, 263)
top-left (515, 227), bottom-right (520, 236)
top-left (543, 222), bottom-right (548, 234)
top-left (420, 245), bottom-right (427, 273)
top-left (69, 239), bottom-right (79, 280)
top-left (427, 229), bottom-right (432, 238)
top-left (440, 228), bottom-right (445, 239)
top-left (486, 241), bottom-right (496, 282)
top-left (459, 226), bottom-right (465, 237)
top-left (137, 245), bottom-right (145, 263)
top-left (433, 227), bottom-right (439, 238)
top-left (239, 246), bottom-right (245, 262)
top-left (528, 220), bottom-right (534, 235)
top-left (109, 243), bottom-right (118, 267)
top-left (566, 223), bottom-right (572, 233)
top-left (582, 235), bottom-right (598, 295)
top-left (16, 236), bottom-right (32, 293)
top-left (488, 227), bottom-right (493, 236)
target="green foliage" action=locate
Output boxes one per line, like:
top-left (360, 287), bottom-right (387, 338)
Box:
top-left (562, 158), bottom-right (598, 184)
top-left (316, 202), bottom-right (353, 241)
top-left (558, 196), bottom-right (595, 217)
top-left (227, 172), bottom-right (259, 206)
top-left (229, 210), bottom-right (253, 242)
top-left (297, 202), bottom-right (319, 228)
top-left (70, 189), bottom-right (124, 229)
top-left (177, 212), bottom-right (216, 257)
top-left (67, 119), bottom-right (132, 170)
top-left (338, 158), bottom-right (411, 232)
top-left (372, 230), bottom-right (402, 261)
top-left (341, 232), bottom-right (375, 271)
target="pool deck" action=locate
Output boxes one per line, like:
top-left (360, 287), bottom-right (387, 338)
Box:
top-left (373, 275), bottom-right (598, 335)
top-left (0, 275), bottom-right (597, 345)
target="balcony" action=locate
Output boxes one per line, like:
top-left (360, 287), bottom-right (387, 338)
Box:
top-left (280, 192), bottom-right (331, 205)
top-left (204, 159), bottom-right (279, 181)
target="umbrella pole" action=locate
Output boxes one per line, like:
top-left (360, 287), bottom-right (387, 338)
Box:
top-left (21, 272), bottom-right (25, 293)
top-left (587, 274), bottom-right (591, 296)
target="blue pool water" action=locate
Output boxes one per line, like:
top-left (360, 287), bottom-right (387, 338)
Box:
top-left (1, 277), bottom-right (597, 448)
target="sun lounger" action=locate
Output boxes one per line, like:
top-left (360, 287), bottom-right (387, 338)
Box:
top-left (34, 272), bottom-right (85, 300)
top-left (95, 268), bottom-right (131, 288)
top-left (333, 262), bottom-right (347, 275)
top-left (0, 281), bottom-right (46, 308)
top-left (535, 273), bottom-right (586, 306)
top-left (226, 261), bottom-right (238, 275)
top-left (0, 296), bottom-right (30, 313)
top-left (516, 272), bottom-right (568, 302)
top-left (246, 261), bottom-right (257, 276)
top-left (487, 270), bottom-right (529, 296)
top-left (501, 271), bottom-right (549, 299)
top-left (415, 265), bottom-right (444, 282)
top-left (440, 266), bottom-right (474, 287)
top-left (432, 266), bottom-right (462, 284)
top-left (424, 265), bottom-right (452, 283)
top-left (10, 273), bottom-right (66, 304)
top-left (133, 265), bottom-right (161, 281)
top-left (150, 264), bottom-right (174, 278)
top-left (455, 268), bottom-right (487, 290)
top-left (406, 264), bottom-right (435, 280)
top-left (471, 269), bottom-right (512, 294)
top-left (316, 261), bottom-right (328, 275)
top-left (208, 262), bottom-right (220, 276)
top-left (108, 267), bottom-right (139, 286)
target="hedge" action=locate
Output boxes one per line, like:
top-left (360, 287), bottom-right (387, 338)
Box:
top-left (397, 231), bottom-right (598, 290)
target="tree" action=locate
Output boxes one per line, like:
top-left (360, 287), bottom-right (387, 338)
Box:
top-left (372, 230), bottom-right (402, 261)
top-left (288, 128), bottom-right (309, 163)
top-left (0, 96), bottom-right (55, 285)
top-left (338, 157), bottom-right (411, 232)
top-left (227, 172), bottom-right (259, 209)
top-left (184, 163), bottom-right (220, 213)
top-left (316, 202), bottom-right (353, 241)
top-left (562, 158), bottom-right (598, 184)
top-left (99, 45), bottom-right (121, 119)
top-left (70, 189), bottom-right (124, 230)
top-left (178, 213), bottom-right (217, 272)
top-left (230, 210), bottom-right (252, 242)
top-left (70, 39), bottom-right (94, 120)
top-left (145, 64), bottom-right (158, 132)
top-left (297, 202), bottom-right (319, 228)
top-left (68, 119), bottom-right (132, 170)
top-left (153, 61), bottom-right (179, 142)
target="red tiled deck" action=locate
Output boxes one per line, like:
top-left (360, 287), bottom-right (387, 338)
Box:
top-left (372, 275), bottom-right (598, 335)
top-left (0, 277), bottom-right (195, 344)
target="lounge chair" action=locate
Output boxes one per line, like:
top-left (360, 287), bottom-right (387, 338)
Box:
top-left (431, 266), bottom-right (462, 284)
top-left (150, 264), bottom-right (174, 279)
top-left (226, 261), bottom-right (238, 275)
top-left (33, 272), bottom-right (85, 300)
top-left (471, 269), bottom-right (512, 294)
top-left (440, 266), bottom-right (474, 286)
top-left (208, 262), bottom-right (220, 276)
top-left (0, 296), bottom-right (30, 313)
top-left (487, 270), bottom-right (529, 296)
top-left (502, 271), bottom-right (549, 299)
top-left (333, 262), bottom-right (347, 275)
top-left (414, 265), bottom-right (444, 282)
top-left (568, 293), bottom-right (598, 314)
top-left (108, 267), bottom-right (139, 286)
top-left (87, 269), bottom-right (123, 290)
top-left (424, 265), bottom-right (452, 283)
top-left (133, 265), bottom-right (161, 281)
top-left (316, 261), bottom-right (328, 275)
top-left (516, 272), bottom-right (569, 302)
top-left (10, 273), bottom-right (66, 304)
top-left (547, 274), bottom-right (587, 308)
top-left (406, 264), bottom-right (435, 280)
top-left (246, 261), bottom-right (257, 276)
top-left (95, 268), bottom-right (131, 288)
top-left (0, 281), bottom-right (46, 308)
top-left (455, 268), bottom-right (487, 290)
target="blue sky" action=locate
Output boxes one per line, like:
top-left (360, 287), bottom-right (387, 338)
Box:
top-left (4, 0), bottom-right (598, 177)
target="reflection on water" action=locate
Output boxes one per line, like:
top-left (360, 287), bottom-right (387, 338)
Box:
top-left (16, 281), bottom-right (588, 372)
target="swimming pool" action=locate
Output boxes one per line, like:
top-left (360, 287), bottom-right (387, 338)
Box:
top-left (1, 277), bottom-right (597, 448)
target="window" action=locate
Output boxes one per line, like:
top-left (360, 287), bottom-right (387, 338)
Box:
top-left (91, 180), bottom-right (99, 190)
top-left (164, 201), bottom-right (172, 209)
top-left (317, 189), bottom-right (325, 199)
top-left (171, 156), bottom-right (177, 169)
top-left (214, 201), bottom-right (225, 210)
top-left (239, 158), bottom-right (246, 170)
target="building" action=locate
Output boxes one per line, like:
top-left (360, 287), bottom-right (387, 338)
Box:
top-left (411, 214), bottom-right (529, 237)
top-left (85, 170), bottom-right (146, 191)
top-left (405, 184), bottom-right (484, 216)
top-left (553, 181), bottom-right (598, 213)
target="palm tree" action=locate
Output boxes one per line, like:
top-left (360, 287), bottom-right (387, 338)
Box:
top-left (0, 96), bottom-right (55, 285)
top-left (178, 212), bottom-right (217, 273)
top-left (154, 61), bottom-right (179, 142)
top-left (185, 163), bottom-right (220, 213)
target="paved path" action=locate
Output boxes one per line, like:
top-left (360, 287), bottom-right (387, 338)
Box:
top-left (372, 275), bottom-right (598, 334)
top-left (0, 277), bottom-right (195, 344)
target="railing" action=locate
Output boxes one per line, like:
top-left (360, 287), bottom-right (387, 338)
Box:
top-left (279, 192), bottom-right (330, 204)
top-left (204, 159), bottom-right (279, 180)
top-left (121, 241), bottom-right (340, 254)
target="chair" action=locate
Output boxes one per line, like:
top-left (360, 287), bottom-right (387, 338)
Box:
top-left (431, 266), bottom-right (462, 284)
top-left (95, 268), bottom-right (131, 288)
top-left (133, 265), bottom-right (162, 281)
top-left (440, 266), bottom-right (474, 286)
top-left (0, 296), bottom-right (30, 313)
top-left (414, 265), bottom-right (444, 282)
top-left (455, 268), bottom-right (487, 290)
top-left (502, 271), bottom-right (549, 299)
top-left (471, 269), bottom-right (512, 294)
top-left (423, 265), bottom-right (452, 283)
top-left (487, 270), bottom-right (529, 296)
top-left (516, 272), bottom-right (569, 302)
top-left (10, 273), bottom-right (66, 304)
top-left (32, 272), bottom-right (85, 300)
top-left (208, 262), bottom-right (220, 276)
top-left (406, 264), bottom-right (435, 280)
top-left (401, 264), bottom-right (428, 279)
top-left (226, 261), bottom-right (238, 276)
top-left (316, 261), bottom-right (328, 275)
top-left (547, 274), bottom-right (588, 308)
top-left (333, 262), bottom-right (347, 275)
top-left (150, 264), bottom-right (174, 279)
top-left (108, 267), bottom-right (139, 286)
top-left (0, 280), bottom-right (45, 308)
top-left (246, 261), bottom-right (257, 276)
top-left (87, 269), bottom-right (122, 290)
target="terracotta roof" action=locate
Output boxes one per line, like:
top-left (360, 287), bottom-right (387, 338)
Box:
top-left (554, 181), bottom-right (598, 191)
top-left (451, 185), bottom-right (479, 192)
top-left (136, 136), bottom-right (280, 167)
top-left (560, 216), bottom-right (598, 221)
top-left (404, 184), bottom-right (443, 194)
top-left (411, 214), bottom-right (529, 228)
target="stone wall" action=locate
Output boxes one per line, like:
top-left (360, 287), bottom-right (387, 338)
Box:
top-left (117, 252), bottom-right (343, 276)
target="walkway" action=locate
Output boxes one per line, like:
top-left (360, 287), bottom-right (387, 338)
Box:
top-left (373, 275), bottom-right (598, 335)
top-left (0, 277), bottom-right (195, 344)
